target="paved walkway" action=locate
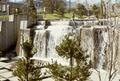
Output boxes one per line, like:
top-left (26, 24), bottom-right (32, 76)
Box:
top-left (0, 58), bottom-right (18, 81)
top-left (0, 58), bottom-right (53, 81)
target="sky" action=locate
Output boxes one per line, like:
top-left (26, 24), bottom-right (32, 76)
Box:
top-left (9, 0), bottom-right (119, 4)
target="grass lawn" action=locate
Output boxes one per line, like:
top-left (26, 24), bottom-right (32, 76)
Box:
top-left (44, 14), bottom-right (60, 20)
top-left (64, 13), bottom-right (73, 19)
top-left (0, 15), bottom-right (9, 21)
top-left (39, 13), bottom-right (74, 20)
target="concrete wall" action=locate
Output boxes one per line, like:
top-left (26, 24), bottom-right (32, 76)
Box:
top-left (0, 14), bottom-right (37, 52)
top-left (0, 21), bottom-right (17, 51)
top-left (0, 15), bottom-right (24, 51)
top-left (16, 29), bottom-right (30, 56)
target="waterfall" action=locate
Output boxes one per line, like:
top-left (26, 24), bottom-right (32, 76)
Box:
top-left (33, 30), bottom-right (47, 58)
top-left (93, 27), bottom-right (109, 69)
top-left (33, 21), bottom-right (74, 65)
top-left (18, 20), bottom-right (120, 70)
top-left (80, 27), bottom-right (94, 66)
top-left (16, 20), bottom-right (120, 81)
top-left (79, 26), bottom-right (109, 69)
top-left (98, 28), bottom-right (108, 69)
top-left (33, 21), bottom-right (109, 69)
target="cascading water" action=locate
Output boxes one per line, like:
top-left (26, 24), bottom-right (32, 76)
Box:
top-left (80, 27), bottom-right (94, 66)
top-left (33, 30), bottom-right (47, 58)
top-left (33, 21), bottom-right (75, 65)
top-left (17, 20), bottom-right (120, 81)
top-left (18, 20), bottom-right (119, 70)
top-left (98, 28), bottom-right (108, 69)
top-left (33, 21), bottom-right (108, 69)
top-left (93, 27), bottom-right (109, 69)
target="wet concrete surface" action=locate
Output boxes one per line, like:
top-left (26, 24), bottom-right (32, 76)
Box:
top-left (0, 58), bottom-right (18, 81)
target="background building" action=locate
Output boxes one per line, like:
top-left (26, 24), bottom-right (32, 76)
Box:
top-left (0, 0), bottom-right (9, 15)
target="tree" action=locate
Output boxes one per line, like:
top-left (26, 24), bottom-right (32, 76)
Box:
top-left (25, 0), bottom-right (37, 18)
top-left (42, 0), bottom-right (66, 17)
top-left (55, 0), bottom-right (66, 17)
top-left (13, 40), bottom-right (49, 81)
top-left (100, 0), bottom-right (107, 18)
top-left (23, 0), bottom-right (37, 26)
top-left (76, 3), bottom-right (87, 18)
top-left (48, 34), bottom-right (91, 81)
top-left (107, 28), bottom-right (119, 81)
top-left (42, 0), bottom-right (54, 13)
top-left (92, 4), bottom-right (100, 18)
